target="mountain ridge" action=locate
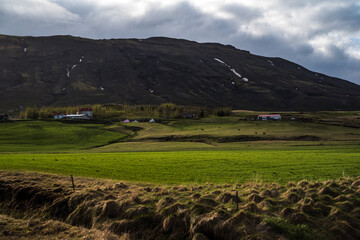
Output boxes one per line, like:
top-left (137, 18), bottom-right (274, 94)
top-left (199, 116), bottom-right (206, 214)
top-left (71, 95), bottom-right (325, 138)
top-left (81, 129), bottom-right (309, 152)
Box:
top-left (0, 34), bottom-right (359, 111)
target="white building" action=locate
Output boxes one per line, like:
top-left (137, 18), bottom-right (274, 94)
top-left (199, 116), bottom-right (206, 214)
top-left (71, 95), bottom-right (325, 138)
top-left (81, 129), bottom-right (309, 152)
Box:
top-left (54, 108), bottom-right (93, 120)
top-left (62, 114), bottom-right (91, 120)
top-left (258, 114), bottom-right (281, 120)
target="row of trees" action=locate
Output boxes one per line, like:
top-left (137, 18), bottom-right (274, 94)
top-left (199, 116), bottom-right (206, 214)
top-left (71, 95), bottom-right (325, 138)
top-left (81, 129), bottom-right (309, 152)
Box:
top-left (19, 103), bottom-right (232, 120)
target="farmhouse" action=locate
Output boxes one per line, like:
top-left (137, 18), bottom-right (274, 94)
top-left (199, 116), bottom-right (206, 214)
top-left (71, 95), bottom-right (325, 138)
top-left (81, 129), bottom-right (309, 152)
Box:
top-left (258, 114), bottom-right (281, 120)
top-left (54, 108), bottom-right (93, 120)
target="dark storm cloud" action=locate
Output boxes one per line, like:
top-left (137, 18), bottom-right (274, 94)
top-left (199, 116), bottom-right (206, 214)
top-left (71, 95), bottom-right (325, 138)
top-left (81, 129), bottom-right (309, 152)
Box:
top-left (130, 2), bottom-right (239, 40)
top-left (88, 2), bottom-right (232, 38)
top-left (52, 0), bottom-right (97, 17)
top-left (304, 44), bottom-right (360, 81)
top-left (0, 0), bottom-right (359, 84)
top-left (220, 3), bottom-right (263, 22)
top-left (310, 3), bottom-right (360, 36)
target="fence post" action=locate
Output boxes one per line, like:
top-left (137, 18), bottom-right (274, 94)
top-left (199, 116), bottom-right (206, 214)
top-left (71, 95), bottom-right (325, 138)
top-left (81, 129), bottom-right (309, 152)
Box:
top-left (71, 175), bottom-right (75, 192)
top-left (236, 191), bottom-right (239, 211)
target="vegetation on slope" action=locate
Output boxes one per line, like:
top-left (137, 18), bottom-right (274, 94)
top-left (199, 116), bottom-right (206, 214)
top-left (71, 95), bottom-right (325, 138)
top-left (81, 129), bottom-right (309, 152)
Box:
top-left (1, 171), bottom-right (360, 240)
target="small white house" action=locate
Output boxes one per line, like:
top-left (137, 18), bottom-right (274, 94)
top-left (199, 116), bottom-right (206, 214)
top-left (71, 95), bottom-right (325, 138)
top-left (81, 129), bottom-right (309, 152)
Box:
top-left (258, 114), bottom-right (281, 120)
top-left (149, 119), bottom-right (155, 123)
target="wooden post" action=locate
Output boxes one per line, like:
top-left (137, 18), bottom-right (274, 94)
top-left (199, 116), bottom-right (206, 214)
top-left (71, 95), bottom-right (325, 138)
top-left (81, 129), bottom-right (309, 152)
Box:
top-left (71, 175), bottom-right (75, 192)
top-left (236, 191), bottom-right (239, 211)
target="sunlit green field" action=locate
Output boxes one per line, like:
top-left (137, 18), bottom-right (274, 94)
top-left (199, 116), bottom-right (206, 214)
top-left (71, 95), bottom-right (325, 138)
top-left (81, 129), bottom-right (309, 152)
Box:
top-left (1, 148), bottom-right (359, 184)
top-left (0, 116), bottom-right (359, 184)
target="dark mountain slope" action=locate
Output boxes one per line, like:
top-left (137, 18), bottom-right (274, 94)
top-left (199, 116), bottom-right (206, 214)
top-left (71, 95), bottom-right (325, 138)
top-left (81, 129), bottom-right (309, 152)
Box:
top-left (0, 34), bottom-right (359, 111)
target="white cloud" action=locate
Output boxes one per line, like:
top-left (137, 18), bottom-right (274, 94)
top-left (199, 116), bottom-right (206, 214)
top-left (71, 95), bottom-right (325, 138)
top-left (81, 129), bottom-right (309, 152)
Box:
top-left (1, 0), bottom-right (79, 22)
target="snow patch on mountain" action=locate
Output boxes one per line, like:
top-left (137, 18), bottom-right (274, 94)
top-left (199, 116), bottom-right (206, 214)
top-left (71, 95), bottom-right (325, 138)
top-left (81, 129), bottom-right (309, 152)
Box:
top-left (267, 60), bottom-right (275, 66)
top-left (214, 58), bottom-right (230, 67)
top-left (230, 68), bottom-right (242, 78)
top-left (214, 58), bottom-right (248, 81)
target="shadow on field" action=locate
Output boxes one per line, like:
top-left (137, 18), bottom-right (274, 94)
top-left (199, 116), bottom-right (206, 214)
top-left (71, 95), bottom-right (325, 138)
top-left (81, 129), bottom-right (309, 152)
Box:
top-left (136, 134), bottom-right (321, 144)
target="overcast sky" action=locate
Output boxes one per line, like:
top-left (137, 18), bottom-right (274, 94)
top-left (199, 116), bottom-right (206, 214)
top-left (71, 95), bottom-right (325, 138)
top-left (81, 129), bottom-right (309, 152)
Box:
top-left (1, 0), bottom-right (360, 84)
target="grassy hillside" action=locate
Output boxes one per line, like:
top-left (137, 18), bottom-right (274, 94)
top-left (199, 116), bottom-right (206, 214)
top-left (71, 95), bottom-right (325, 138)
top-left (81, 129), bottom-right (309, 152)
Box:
top-left (0, 120), bottom-right (126, 152)
top-left (130, 118), bottom-right (359, 140)
top-left (1, 117), bottom-right (359, 153)
top-left (0, 115), bottom-right (359, 184)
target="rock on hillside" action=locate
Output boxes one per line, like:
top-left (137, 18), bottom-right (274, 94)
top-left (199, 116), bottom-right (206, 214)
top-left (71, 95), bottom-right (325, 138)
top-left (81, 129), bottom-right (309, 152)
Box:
top-left (0, 34), bottom-right (359, 111)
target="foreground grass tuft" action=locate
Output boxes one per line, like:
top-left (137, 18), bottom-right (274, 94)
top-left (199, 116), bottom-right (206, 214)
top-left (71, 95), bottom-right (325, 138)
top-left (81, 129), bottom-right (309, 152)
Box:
top-left (265, 217), bottom-right (321, 240)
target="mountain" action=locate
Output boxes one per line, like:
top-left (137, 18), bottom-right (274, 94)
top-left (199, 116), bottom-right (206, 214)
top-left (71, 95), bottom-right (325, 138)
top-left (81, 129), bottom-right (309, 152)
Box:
top-left (0, 34), bottom-right (359, 111)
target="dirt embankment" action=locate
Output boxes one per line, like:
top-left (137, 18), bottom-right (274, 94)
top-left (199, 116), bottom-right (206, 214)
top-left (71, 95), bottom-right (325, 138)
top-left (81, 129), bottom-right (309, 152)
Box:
top-left (1, 171), bottom-right (360, 240)
top-left (134, 134), bottom-right (321, 144)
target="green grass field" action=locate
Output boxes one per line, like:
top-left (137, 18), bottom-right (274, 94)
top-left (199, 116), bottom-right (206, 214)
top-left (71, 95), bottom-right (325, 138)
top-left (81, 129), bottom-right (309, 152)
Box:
top-left (0, 116), bottom-right (359, 184)
top-left (1, 148), bottom-right (359, 184)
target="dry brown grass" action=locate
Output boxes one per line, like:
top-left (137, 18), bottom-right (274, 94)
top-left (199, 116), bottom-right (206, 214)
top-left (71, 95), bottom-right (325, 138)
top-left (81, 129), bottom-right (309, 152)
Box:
top-left (1, 170), bottom-right (360, 240)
